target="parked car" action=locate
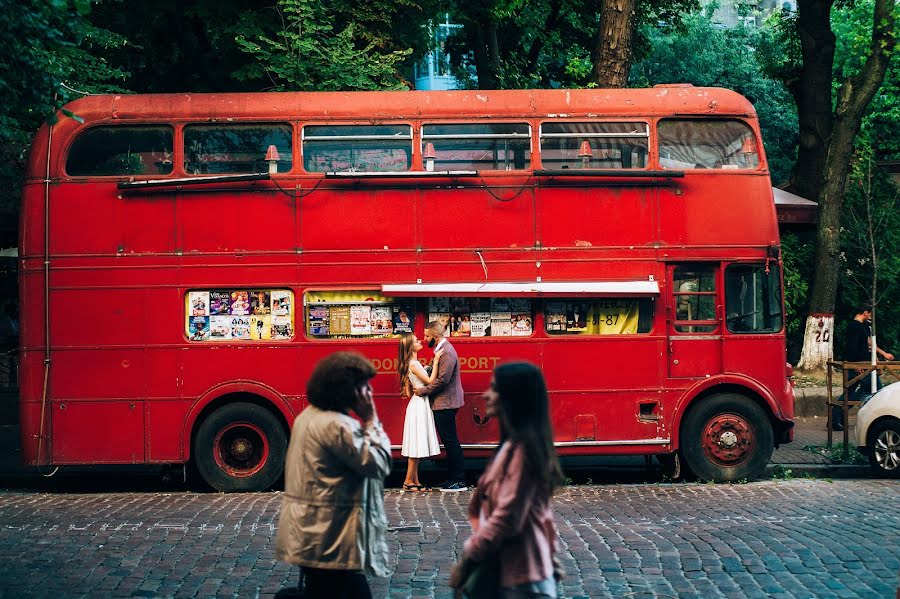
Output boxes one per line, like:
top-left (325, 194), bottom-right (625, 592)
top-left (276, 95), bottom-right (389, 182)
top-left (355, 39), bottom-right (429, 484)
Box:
top-left (856, 380), bottom-right (900, 477)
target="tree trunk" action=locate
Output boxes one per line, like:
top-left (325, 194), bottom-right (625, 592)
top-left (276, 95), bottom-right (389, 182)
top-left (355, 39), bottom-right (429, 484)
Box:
top-left (591, 0), bottom-right (636, 88)
top-left (797, 314), bottom-right (834, 373)
top-left (789, 0), bottom-right (836, 202)
top-left (795, 0), bottom-right (897, 373)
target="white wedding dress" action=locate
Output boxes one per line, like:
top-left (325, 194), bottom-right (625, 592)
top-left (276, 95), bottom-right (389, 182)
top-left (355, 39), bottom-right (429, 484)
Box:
top-left (401, 359), bottom-right (441, 458)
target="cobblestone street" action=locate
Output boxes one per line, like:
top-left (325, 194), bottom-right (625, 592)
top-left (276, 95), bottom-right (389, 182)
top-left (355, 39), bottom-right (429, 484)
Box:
top-left (1, 480), bottom-right (898, 598)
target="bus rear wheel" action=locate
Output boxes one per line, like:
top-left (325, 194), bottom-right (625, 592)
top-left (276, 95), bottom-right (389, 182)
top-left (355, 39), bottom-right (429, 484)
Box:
top-left (680, 394), bottom-right (773, 482)
top-left (193, 402), bottom-right (287, 492)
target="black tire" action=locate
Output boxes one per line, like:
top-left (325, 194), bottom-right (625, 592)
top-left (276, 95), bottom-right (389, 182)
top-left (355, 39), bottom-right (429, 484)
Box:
top-left (679, 393), bottom-right (774, 482)
top-left (867, 419), bottom-right (900, 478)
top-left (193, 402), bottom-right (287, 492)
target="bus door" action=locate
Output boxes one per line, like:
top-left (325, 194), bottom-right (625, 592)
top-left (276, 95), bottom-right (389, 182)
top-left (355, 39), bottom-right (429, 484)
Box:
top-left (722, 262), bottom-right (785, 389)
top-left (667, 264), bottom-right (722, 378)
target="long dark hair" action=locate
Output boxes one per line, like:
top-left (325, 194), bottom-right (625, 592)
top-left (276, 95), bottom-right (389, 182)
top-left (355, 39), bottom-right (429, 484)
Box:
top-left (397, 333), bottom-right (416, 398)
top-left (494, 362), bottom-right (565, 491)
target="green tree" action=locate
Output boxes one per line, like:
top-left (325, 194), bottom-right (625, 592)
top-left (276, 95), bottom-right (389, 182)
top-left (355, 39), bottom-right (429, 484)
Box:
top-left (763, 0), bottom-right (898, 374)
top-left (0, 0), bottom-right (128, 222)
top-left (442, 0), bottom-right (697, 90)
top-left (235, 0), bottom-right (418, 90)
top-left (631, 5), bottom-right (798, 183)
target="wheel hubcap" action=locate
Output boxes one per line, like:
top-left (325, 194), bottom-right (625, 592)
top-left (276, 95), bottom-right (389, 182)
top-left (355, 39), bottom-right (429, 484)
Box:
top-left (701, 414), bottom-right (755, 467)
top-left (874, 429), bottom-right (900, 471)
top-left (213, 423), bottom-right (269, 478)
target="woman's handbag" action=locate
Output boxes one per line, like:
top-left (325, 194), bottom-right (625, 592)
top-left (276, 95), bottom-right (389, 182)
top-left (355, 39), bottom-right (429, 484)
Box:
top-left (460, 551), bottom-right (501, 598)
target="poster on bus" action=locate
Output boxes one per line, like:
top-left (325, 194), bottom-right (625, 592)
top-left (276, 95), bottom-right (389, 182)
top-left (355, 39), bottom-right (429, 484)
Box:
top-left (230, 291), bottom-right (250, 315)
top-left (329, 306), bottom-right (351, 335)
top-left (189, 316), bottom-right (210, 340)
top-left (371, 306), bottom-right (393, 335)
top-left (250, 291), bottom-right (271, 315)
top-left (190, 292), bottom-right (210, 316)
top-left (546, 302), bottom-right (567, 332)
top-left (428, 297), bottom-right (450, 331)
top-left (491, 298), bottom-right (512, 337)
top-left (510, 299), bottom-right (532, 336)
top-left (272, 290), bottom-right (292, 317)
top-left (450, 298), bottom-right (472, 337)
top-left (392, 304), bottom-right (413, 334)
top-left (209, 315), bottom-right (232, 340)
top-left (210, 291), bottom-right (231, 315)
top-left (350, 305), bottom-right (373, 335)
top-left (271, 317), bottom-right (293, 340)
top-left (230, 316), bottom-right (251, 339)
top-left (308, 305), bottom-right (329, 336)
top-left (566, 302), bottom-right (589, 332)
top-left (250, 315), bottom-right (271, 340)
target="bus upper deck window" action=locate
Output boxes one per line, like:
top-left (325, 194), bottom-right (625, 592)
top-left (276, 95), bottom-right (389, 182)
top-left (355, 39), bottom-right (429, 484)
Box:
top-left (302, 125), bottom-right (412, 173)
top-left (66, 126), bottom-right (174, 176)
top-left (540, 122), bottom-right (648, 169)
top-left (658, 119), bottom-right (760, 170)
top-left (421, 123), bottom-right (531, 171)
top-left (184, 124), bottom-right (292, 175)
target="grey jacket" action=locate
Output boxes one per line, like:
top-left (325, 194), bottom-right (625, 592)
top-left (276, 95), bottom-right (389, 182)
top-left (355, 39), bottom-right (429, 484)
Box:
top-left (419, 340), bottom-right (465, 410)
top-left (275, 406), bottom-right (391, 576)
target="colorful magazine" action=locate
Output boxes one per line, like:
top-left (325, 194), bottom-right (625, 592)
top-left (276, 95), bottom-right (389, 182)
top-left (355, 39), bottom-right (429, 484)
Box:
top-left (392, 304), bottom-right (413, 334)
top-left (371, 306), bottom-right (393, 335)
top-left (546, 302), bottom-right (567, 332)
top-left (189, 316), bottom-right (210, 340)
top-left (230, 291), bottom-right (250, 315)
top-left (209, 315), bottom-right (232, 340)
top-left (189, 292), bottom-right (209, 316)
top-left (209, 291), bottom-right (231, 315)
top-left (250, 291), bottom-right (271, 315)
top-left (308, 305), bottom-right (329, 336)
top-left (350, 305), bottom-right (373, 335)
top-left (250, 315), bottom-right (271, 340)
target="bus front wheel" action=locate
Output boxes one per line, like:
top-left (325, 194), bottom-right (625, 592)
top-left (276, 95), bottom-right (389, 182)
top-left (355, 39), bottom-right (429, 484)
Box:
top-left (680, 394), bottom-right (773, 482)
top-left (193, 402), bottom-right (287, 492)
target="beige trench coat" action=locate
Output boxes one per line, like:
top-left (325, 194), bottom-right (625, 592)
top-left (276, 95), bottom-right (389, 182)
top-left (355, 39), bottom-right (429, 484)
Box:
top-left (275, 405), bottom-right (392, 577)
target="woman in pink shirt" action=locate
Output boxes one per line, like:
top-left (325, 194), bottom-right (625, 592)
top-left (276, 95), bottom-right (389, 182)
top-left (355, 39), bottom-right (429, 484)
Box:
top-left (449, 362), bottom-right (565, 598)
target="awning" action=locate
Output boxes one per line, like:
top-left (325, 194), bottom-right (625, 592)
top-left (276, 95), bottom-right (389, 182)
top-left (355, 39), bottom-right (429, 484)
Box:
top-left (381, 281), bottom-right (659, 297)
top-left (773, 187), bottom-right (817, 225)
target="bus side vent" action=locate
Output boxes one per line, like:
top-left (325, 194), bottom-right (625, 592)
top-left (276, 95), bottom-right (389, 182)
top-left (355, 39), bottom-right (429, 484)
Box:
top-left (638, 401), bottom-right (660, 422)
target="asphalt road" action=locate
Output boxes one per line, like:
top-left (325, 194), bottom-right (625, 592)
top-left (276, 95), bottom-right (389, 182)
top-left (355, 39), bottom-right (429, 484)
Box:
top-left (1, 479), bottom-right (898, 598)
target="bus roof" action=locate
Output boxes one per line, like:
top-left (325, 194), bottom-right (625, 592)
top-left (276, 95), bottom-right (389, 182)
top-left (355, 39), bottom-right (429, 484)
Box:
top-left (56, 86), bottom-right (757, 123)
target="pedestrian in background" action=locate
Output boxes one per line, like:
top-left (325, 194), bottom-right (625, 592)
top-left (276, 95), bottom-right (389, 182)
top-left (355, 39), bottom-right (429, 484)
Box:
top-left (275, 352), bottom-right (391, 599)
top-left (832, 305), bottom-right (894, 431)
top-left (449, 362), bottom-right (565, 599)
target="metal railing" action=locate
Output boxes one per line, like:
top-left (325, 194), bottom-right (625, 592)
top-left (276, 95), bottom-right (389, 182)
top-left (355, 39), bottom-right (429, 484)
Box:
top-left (826, 359), bottom-right (900, 458)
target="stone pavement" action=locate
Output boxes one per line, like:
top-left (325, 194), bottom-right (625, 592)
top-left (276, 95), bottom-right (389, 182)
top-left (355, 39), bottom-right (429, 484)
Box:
top-left (1, 480), bottom-right (899, 598)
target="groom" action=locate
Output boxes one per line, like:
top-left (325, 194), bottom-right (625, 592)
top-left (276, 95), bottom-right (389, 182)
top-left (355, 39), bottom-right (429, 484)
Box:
top-left (416, 320), bottom-right (466, 491)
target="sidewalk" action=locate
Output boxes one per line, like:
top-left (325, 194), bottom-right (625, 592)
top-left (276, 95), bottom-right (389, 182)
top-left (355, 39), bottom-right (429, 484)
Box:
top-left (765, 415), bottom-right (870, 478)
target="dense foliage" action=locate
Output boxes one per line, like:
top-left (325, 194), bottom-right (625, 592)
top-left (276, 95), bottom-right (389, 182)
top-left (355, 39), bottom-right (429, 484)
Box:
top-left (2, 0), bottom-right (898, 358)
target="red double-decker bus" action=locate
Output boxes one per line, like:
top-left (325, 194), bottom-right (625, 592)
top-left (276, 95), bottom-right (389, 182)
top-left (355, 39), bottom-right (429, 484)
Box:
top-left (18, 86), bottom-right (794, 490)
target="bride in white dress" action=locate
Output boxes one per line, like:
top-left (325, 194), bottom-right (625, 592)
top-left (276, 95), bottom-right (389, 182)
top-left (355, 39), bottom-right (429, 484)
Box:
top-left (397, 333), bottom-right (442, 490)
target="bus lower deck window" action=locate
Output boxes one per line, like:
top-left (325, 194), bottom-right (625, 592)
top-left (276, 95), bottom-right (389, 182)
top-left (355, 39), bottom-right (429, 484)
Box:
top-left (545, 298), bottom-right (654, 335)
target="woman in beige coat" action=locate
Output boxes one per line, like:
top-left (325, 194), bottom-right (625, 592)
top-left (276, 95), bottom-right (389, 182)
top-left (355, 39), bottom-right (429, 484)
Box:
top-left (275, 352), bottom-right (391, 599)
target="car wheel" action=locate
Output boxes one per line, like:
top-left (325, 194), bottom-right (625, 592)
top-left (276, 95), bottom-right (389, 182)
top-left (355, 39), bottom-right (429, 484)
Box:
top-left (193, 402), bottom-right (287, 492)
top-left (680, 393), bottom-right (774, 482)
top-left (867, 419), bottom-right (900, 478)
